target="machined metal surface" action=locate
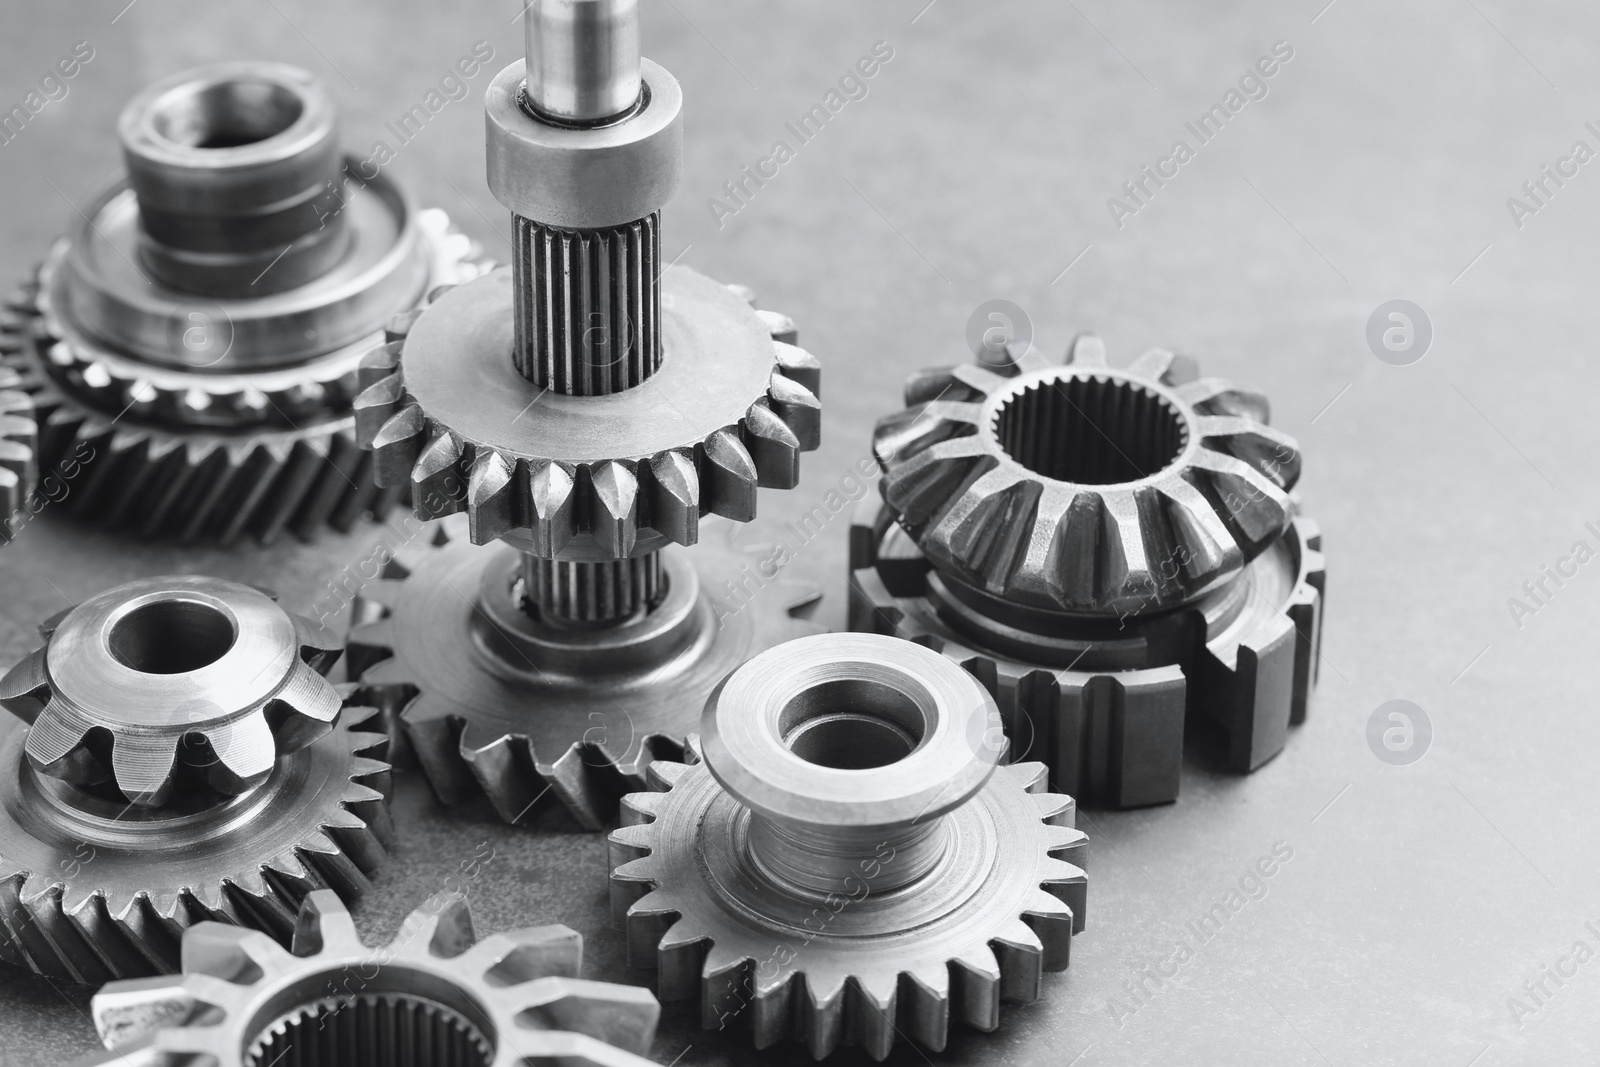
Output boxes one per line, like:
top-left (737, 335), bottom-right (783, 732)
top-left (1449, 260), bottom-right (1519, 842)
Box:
top-left (609, 632), bottom-right (1087, 1060)
top-left (0, 365), bottom-right (36, 524)
top-left (347, 516), bottom-right (821, 830)
top-left (72, 890), bottom-right (662, 1067)
top-left (355, 267), bottom-right (820, 561)
top-left (523, 0), bottom-right (643, 125)
top-left (855, 336), bottom-right (1325, 807)
top-left (0, 62), bottom-right (490, 544)
top-left (0, 576), bottom-right (343, 805)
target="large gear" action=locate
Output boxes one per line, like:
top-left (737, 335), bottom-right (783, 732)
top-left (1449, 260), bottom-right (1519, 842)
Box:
top-left (0, 364), bottom-right (36, 524)
top-left (855, 334), bottom-right (1325, 807)
top-left (609, 632), bottom-right (1087, 1061)
top-left (348, 1), bottom-right (822, 829)
top-left (74, 890), bottom-right (663, 1067)
top-left (0, 63), bottom-right (490, 545)
top-left (0, 577), bottom-right (392, 985)
top-left (347, 515), bottom-right (821, 830)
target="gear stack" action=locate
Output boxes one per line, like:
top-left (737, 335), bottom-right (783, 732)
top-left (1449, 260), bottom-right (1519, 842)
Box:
top-left (73, 890), bottom-right (666, 1067)
top-left (0, 577), bottom-right (392, 984)
top-left (349, 0), bottom-right (822, 828)
top-left (851, 334), bottom-right (1325, 808)
top-left (610, 633), bottom-right (1087, 1060)
top-left (0, 62), bottom-right (487, 545)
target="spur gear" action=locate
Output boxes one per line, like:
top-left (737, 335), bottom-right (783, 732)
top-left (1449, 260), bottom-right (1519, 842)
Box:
top-left (0, 365), bottom-right (36, 524)
top-left (350, 1), bottom-right (821, 827)
top-left (0, 577), bottom-right (392, 985)
top-left (609, 632), bottom-right (1087, 1061)
top-left (854, 334), bottom-right (1325, 808)
top-left (348, 515), bottom-right (821, 830)
top-left (0, 62), bottom-right (489, 545)
top-left (74, 890), bottom-right (663, 1067)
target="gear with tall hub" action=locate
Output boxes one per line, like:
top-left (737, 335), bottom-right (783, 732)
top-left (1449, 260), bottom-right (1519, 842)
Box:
top-left (350, 0), bottom-right (821, 829)
top-left (609, 632), bottom-right (1087, 1061)
top-left (0, 62), bottom-right (489, 546)
top-left (853, 333), bottom-right (1325, 808)
top-left (73, 890), bottom-right (664, 1067)
top-left (0, 576), bottom-right (392, 985)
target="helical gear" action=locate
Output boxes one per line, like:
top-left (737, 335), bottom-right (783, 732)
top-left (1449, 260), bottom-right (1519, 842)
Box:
top-left (0, 211), bottom-right (488, 545)
top-left (0, 364), bottom-right (36, 524)
top-left (855, 334), bottom-right (1325, 807)
top-left (609, 633), bottom-right (1088, 1060)
top-left (74, 890), bottom-right (663, 1067)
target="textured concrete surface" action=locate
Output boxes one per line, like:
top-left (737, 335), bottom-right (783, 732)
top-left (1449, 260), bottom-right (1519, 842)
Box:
top-left (2, 1), bottom-right (1599, 1064)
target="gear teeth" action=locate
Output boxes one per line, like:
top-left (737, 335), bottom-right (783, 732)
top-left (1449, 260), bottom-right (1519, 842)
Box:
top-left (1127, 346), bottom-right (1200, 385)
top-left (590, 460), bottom-right (640, 556)
top-left (923, 469), bottom-right (1041, 594)
top-left (202, 715), bottom-right (278, 795)
top-left (468, 449), bottom-right (518, 543)
top-left (1178, 376), bottom-right (1270, 420)
top-left (702, 428), bottom-right (758, 521)
top-left (528, 459), bottom-right (578, 555)
top-left (370, 403), bottom-right (425, 487)
top-left (767, 361), bottom-right (822, 443)
top-left (647, 449), bottom-right (699, 546)
top-left (360, 339), bottom-right (406, 386)
top-left (1065, 332), bottom-right (1109, 367)
top-left (412, 430), bottom-right (465, 519)
top-left (354, 369), bottom-right (406, 444)
top-left (742, 401), bottom-right (801, 489)
top-left (757, 309), bottom-right (798, 346)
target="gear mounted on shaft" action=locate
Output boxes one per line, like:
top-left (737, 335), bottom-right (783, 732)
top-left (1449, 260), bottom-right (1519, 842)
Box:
top-left (609, 632), bottom-right (1087, 1061)
top-left (0, 576), bottom-right (392, 985)
top-left (351, 0), bottom-right (822, 828)
top-left (71, 890), bottom-right (664, 1067)
top-left (0, 62), bottom-right (489, 545)
top-left (852, 333), bottom-right (1325, 808)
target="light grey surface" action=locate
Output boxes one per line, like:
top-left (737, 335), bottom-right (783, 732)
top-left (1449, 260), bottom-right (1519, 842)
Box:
top-left (1, 1), bottom-right (1597, 1064)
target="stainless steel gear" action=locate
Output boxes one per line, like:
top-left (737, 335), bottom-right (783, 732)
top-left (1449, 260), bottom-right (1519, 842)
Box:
top-left (348, 515), bottom-right (821, 830)
top-left (0, 62), bottom-right (490, 545)
top-left (0, 577), bottom-right (392, 985)
top-left (609, 632), bottom-right (1088, 1061)
top-left (348, 2), bottom-right (821, 828)
top-left (0, 364), bottom-right (36, 525)
top-left (854, 333), bottom-right (1325, 807)
top-left (72, 890), bottom-right (662, 1067)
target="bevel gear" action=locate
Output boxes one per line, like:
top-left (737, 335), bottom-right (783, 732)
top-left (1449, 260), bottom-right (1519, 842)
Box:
top-left (74, 890), bottom-right (663, 1067)
top-left (0, 62), bottom-right (490, 545)
top-left (0, 577), bottom-right (392, 985)
top-left (347, 515), bottom-right (821, 830)
top-left (0, 364), bottom-right (36, 523)
top-left (853, 333), bottom-right (1325, 807)
top-left (609, 633), bottom-right (1087, 1061)
top-left (349, 1), bottom-right (821, 828)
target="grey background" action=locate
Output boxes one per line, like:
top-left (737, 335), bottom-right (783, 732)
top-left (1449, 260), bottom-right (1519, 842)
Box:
top-left (1, 0), bottom-right (1596, 1064)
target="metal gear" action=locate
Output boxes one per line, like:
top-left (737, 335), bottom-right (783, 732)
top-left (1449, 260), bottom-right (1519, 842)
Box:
top-left (609, 632), bottom-right (1088, 1061)
top-left (0, 62), bottom-right (490, 545)
top-left (0, 575), bottom-right (345, 806)
top-left (347, 515), bottom-right (821, 830)
top-left (349, 1), bottom-right (821, 828)
top-left (0, 577), bottom-right (392, 985)
top-left (0, 364), bottom-right (36, 524)
top-left (73, 890), bottom-right (663, 1067)
top-left (855, 334), bottom-right (1325, 807)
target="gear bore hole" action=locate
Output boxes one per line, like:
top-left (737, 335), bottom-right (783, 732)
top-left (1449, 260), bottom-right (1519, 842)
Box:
top-left (994, 376), bottom-right (1187, 485)
top-left (108, 599), bottom-right (236, 674)
top-left (152, 78), bottom-right (304, 148)
top-left (779, 679), bottom-right (927, 770)
top-left (245, 992), bottom-right (492, 1067)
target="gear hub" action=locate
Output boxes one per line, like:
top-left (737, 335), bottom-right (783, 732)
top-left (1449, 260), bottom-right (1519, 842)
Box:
top-left (852, 333), bottom-right (1325, 807)
top-left (0, 62), bottom-right (488, 544)
top-left (0, 576), bottom-right (392, 984)
top-left (76, 890), bottom-right (663, 1067)
top-left (609, 632), bottom-right (1087, 1060)
top-left (350, 0), bottom-right (821, 829)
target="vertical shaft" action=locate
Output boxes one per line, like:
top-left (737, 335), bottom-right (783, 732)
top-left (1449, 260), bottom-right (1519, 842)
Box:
top-left (523, 0), bottom-right (642, 125)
